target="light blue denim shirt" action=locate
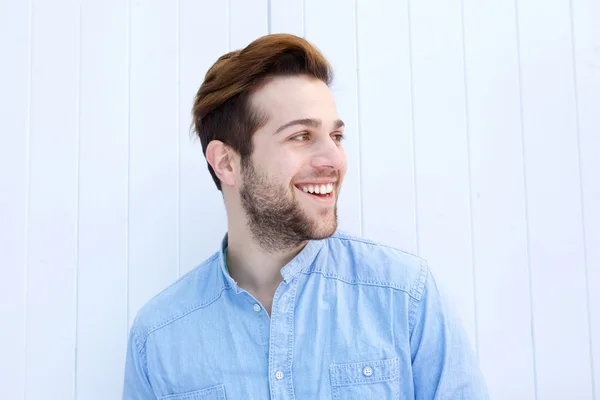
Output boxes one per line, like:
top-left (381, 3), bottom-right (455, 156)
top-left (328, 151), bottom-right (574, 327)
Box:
top-left (123, 230), bottom-right (488, 399)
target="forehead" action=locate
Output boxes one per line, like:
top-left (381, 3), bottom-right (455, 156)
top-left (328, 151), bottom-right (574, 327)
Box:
top-left (250, 75), bottom-right (338, 126)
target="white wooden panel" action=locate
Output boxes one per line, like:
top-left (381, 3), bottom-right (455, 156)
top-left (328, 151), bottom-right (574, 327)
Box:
top-left (572, 0), bottom-right (600, 396)
top-left (76, 0), bottom-right (128, 398)
top-left (408, 0), bottom-right (476, 344)
top-left (1, 1), bottom-right (600, 396)
top-left (129, 0), bottom-right (179, 325)
top-left (462, 0), bottom-right (536, 397)
top-left (229, 0), bottom-right (268, 50)
top-left (305, 0), bottom-right (362, 237)
top-left (179, 1), bottom-right (228, 275)
top-left (517, 0), bottom-right (594, 397)
top-left (0, 1), bottom-right (29, 398)
top-left (25, 0), bottom-right (78, 398)
top-left (270, 0), bottom-right (304, 37)
top-left (355, 0), bottom-right (417, 252)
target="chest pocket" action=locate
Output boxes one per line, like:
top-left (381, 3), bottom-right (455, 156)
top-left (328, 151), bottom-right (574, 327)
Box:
top-left (159, 384), bottom-right (226, 400)
top-left (329, 357), bottom-right (400, 400)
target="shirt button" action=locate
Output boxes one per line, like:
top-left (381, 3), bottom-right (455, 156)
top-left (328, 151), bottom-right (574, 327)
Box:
top-left (275, 370), bottom-right (284, 380)
top-left (363, 366), bottom-right (373, 377)
top-left (253, 304), bottom-right (261, 312)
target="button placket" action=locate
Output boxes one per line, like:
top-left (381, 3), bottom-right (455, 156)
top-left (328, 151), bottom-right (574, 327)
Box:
top-left (268, 280), bottom-right (298, 399)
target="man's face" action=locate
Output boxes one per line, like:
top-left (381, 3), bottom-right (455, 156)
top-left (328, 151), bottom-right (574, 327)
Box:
top-left (238, 75), bottom-right (347, 251)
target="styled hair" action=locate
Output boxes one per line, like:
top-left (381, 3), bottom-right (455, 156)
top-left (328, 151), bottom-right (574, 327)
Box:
top-left (192, 33), bottom-right (333, 191)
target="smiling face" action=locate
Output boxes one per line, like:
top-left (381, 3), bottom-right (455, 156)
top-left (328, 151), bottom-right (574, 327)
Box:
top-left (237, 75), bottom-right (347, 251)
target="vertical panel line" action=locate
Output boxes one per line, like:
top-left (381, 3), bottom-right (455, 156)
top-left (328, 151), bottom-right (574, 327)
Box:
top-left (267, 0), bottom-right (272, 34)
top-left (74, 0), bottom-right (82, 397)
top-left (176, 0), bottom-right (181, 279)
top-left (302, 0), bottom-right (306, 37)
top-left (353, 0), bottom-right (363, 237)
top-left (24, 0), bottom-right (34, 397)
top-left (126, 0), bottom-right (131, 332)
top-left (226, 0), bottom-right (231, 51)
top-left (514, 0), bottom-right (539, 397)
top-left (406, 0), bottom-right (420, 254)
top-left (459, 0), bottom-right (479, 359)
top-left (569, 0), bottom-right (596, 397)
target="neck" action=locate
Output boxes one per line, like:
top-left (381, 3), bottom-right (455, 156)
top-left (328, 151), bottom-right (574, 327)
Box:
top-left (225, 217), bottom-right (307, 311)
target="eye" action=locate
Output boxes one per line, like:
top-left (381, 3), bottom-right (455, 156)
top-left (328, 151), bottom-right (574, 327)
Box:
top-left (291, 132), bottom-right (310, 141)
top-left (332, 132), bottom-right (345, 142)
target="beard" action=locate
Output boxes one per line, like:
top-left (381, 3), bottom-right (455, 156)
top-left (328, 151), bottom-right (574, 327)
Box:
top-left (239, 160), bottom-right (339, 252)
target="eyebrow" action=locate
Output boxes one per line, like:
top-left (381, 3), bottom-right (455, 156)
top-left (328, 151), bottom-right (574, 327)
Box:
top-left (273, 118), bottom-right (345, 135)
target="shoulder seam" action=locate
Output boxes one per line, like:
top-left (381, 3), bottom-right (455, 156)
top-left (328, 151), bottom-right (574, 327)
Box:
top-left (131, 325), bottom-right (148, 375)
top-left (300, 270), bottom-right (421, 301)
top-left (138, 252), bottom-right (220, 308)
top-left (137, 284), bottom-right (231, 347)
top-left (133, 249), bottom-right (227, 346)
top-left (408, 260), bottom-right (429, 337)
top-left (332, 231), bottom-right (424, 260)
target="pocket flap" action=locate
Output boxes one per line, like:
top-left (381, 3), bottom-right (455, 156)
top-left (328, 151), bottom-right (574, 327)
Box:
top-left (159, 383), bottom-right (226, 400)
top-left (329, 357), bottom-right (400, 387)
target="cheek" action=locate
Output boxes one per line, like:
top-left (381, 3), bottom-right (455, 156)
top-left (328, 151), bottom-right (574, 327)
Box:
top-left (269, 164), bottom-right (297, 190)
top-left (275, 158), bottom-right (303, 181)
top-left (254, 145), bottom-right (304, 185)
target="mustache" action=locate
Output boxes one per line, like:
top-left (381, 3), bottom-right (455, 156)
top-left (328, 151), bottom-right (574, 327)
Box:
top-left (295, 172), bottom-right (339, 181)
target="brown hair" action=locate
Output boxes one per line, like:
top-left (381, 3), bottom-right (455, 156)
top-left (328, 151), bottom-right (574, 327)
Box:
top-left (192, 33), bottom-right (333, 191)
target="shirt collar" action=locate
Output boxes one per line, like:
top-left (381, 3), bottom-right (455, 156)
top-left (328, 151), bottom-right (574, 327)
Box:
top-left (279, 238), bottom-right (325, 282)
top-left (217, 232), bottom-right (326, 292)
top-left (218, 234), bottom-right (240, 293)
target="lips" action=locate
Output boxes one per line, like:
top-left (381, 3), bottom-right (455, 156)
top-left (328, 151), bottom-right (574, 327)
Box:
top-left (294, 186), bottom-right (335, 205)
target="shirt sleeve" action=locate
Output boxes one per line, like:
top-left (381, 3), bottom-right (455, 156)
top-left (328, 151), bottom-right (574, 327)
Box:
top-left (123, 324), bottom-right (157, 400)
top-left (409, 266), bottom-right (489, 399)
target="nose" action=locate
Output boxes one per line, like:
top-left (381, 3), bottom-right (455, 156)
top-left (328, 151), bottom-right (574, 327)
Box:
top-left (309, 135), bottom-right (346, 172)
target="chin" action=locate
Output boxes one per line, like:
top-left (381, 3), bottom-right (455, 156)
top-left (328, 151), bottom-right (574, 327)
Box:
top-left (308, 215), bottom-right (338, 239)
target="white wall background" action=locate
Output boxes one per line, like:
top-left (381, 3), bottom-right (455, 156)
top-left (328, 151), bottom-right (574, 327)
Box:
top-left (0, 0), bottom-right (598, 399)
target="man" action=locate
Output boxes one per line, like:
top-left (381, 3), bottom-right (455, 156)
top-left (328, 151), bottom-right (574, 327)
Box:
top-left (123, 34), bottom-right (488, 399)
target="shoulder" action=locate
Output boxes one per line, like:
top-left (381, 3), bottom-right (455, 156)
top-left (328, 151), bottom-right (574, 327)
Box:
top-left (129, 252), bottom-right (228, 346)
top-left (311, 230), bottom-right (430, 301)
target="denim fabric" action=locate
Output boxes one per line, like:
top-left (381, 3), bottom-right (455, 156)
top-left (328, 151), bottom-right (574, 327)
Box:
top-left (123, 230), bottom-right (488, 399)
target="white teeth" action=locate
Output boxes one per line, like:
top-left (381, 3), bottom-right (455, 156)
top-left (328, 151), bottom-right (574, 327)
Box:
top-left (298, 183), bottom-right (335, 194)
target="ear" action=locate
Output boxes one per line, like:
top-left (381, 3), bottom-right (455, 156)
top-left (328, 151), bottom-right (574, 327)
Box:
top-left (206, 140), bottom-right (238, 188)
